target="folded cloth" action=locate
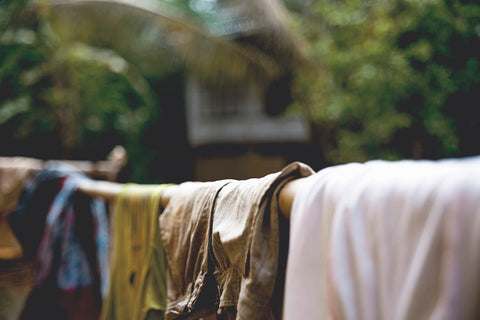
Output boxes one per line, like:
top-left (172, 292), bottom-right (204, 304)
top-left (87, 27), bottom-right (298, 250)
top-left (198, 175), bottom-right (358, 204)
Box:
top-left (284, 156), bottom-right (480, 320)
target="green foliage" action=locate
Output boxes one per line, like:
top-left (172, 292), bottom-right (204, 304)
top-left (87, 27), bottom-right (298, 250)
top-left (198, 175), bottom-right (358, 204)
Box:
top-left (2, 0), bottom-right (301, 183)
top-left (0, 7), bottom-right (161, 182)
top-left (289, 0), bottom-right (480, 164)
top-left (3, 0), bottom-right (479, 183)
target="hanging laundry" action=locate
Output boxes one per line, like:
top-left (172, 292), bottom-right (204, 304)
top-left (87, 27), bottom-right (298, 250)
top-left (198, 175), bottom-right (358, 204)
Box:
top-left (100, 184), bottom-right (172, 320)
top-left (160, 162), bottom-right (313, 320)
top-left (160, 179), bottom-right (234, 320)
top-left (283, 156), bottom-right (480, 320)
top-left (8, 163), bottom-right (109, 320)
top-left (0, 260), bottom-right (37, 320)
top-left (0, 157), bottom-right (41, 320)
top-left (0, 157), bottom-right (42, 219)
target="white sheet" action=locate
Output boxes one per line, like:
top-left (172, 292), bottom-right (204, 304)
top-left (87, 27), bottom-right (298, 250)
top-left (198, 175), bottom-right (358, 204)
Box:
top-left (284, 156), bottom-right (480, 319)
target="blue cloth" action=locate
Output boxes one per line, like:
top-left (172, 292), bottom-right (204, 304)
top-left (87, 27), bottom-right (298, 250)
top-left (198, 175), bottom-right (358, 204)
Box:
top-left (35, 175), bottom-right (109, 295)
top-left (9, 163), bottom-right (110, 314)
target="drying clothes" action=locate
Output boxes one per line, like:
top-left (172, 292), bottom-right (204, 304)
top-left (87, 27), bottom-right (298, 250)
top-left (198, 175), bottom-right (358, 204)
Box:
top-left (35, 177), bottom-right (109, 292)
top-left (0, 157), bottom-right (42, 259)
top-left (160, 162), bottom-right (313, 320)
top-left (212, 161), bottom-right (313, 320)
top-left (160, 179), bottom-right (234, 320)
top-left (8, 169), bottom-right (65, 260)
top-left (283, 156), bottom-right (480, 320)
top-left (0, 260), bottom-right (36, 320)
top-left (0, 157), bottom-right (42, 217)
top-left (100, 184), bottom-right (171, 320)
top-left (8, 165), bottom-right (109, 320)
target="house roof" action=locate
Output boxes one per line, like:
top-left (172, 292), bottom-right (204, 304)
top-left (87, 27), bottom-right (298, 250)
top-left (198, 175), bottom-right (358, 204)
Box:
top-left (27, 0), bottom-right (307, 81)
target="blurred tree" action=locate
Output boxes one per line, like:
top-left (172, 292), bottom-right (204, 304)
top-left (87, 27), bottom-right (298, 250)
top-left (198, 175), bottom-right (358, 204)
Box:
top-left (3, 0), bottom-right (479, 177)
top-left (0, 0), bottom-right (160, 182)
top-left (1, 0), bottom-right (303, 182)
top-left (286, 0), bottom-right (480, 165)
top-left (34, 0), bottom-right (302, 83)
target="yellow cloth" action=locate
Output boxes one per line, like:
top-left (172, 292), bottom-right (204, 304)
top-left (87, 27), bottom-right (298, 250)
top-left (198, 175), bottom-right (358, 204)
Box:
top-left (101, 184), bottom-right (171, 320)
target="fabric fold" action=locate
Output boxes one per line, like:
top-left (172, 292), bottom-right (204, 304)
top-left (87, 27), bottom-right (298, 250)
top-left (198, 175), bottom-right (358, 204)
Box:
top-left (160, 180), bottom-right (234, 320)
top-left (160, 161), bottom-right (313, 320)
top-left (100, 184), bottom-right (171, 320)
top-left (8, 165), bottom-right (109, 320)
top-left (214, 161), bottom-right (314, 320)
top-left (284, 156), bottom-right (480, 320)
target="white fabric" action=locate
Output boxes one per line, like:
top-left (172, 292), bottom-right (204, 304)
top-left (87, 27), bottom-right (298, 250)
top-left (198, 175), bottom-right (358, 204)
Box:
top-left (284, 156), bottom-right (480, 320)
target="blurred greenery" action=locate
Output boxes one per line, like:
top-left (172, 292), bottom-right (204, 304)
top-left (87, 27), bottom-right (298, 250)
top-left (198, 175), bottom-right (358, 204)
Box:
top-left (1, 0), bottom-right (479, 182)
top-left (287, 0), bottom-right (480, 165)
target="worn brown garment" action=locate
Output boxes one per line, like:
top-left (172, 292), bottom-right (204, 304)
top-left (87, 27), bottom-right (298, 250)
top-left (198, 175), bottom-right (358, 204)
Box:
top-left (160, 162), bottom-right (313, 320)
top-left (160, 180), bottom-right (234, 320)
top-left (213, 162), bottom-right (313, 320)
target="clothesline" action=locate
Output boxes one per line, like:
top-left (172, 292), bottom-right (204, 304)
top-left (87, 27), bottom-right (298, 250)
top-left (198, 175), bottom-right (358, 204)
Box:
top-left (3, 156), bottom-right (480, 319)
top-left (0, 155), bottom-right (304, 261)
top-left (1, 146), bottom-right (301, 218)
top-left (0, 146), bottom-right (128, 260)
top-left (76, 175), bottom-right (304, 219)
top-left (0, 145), bottom-right (127, 181)
top-left (2, 155), bottom-right (315, 319)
